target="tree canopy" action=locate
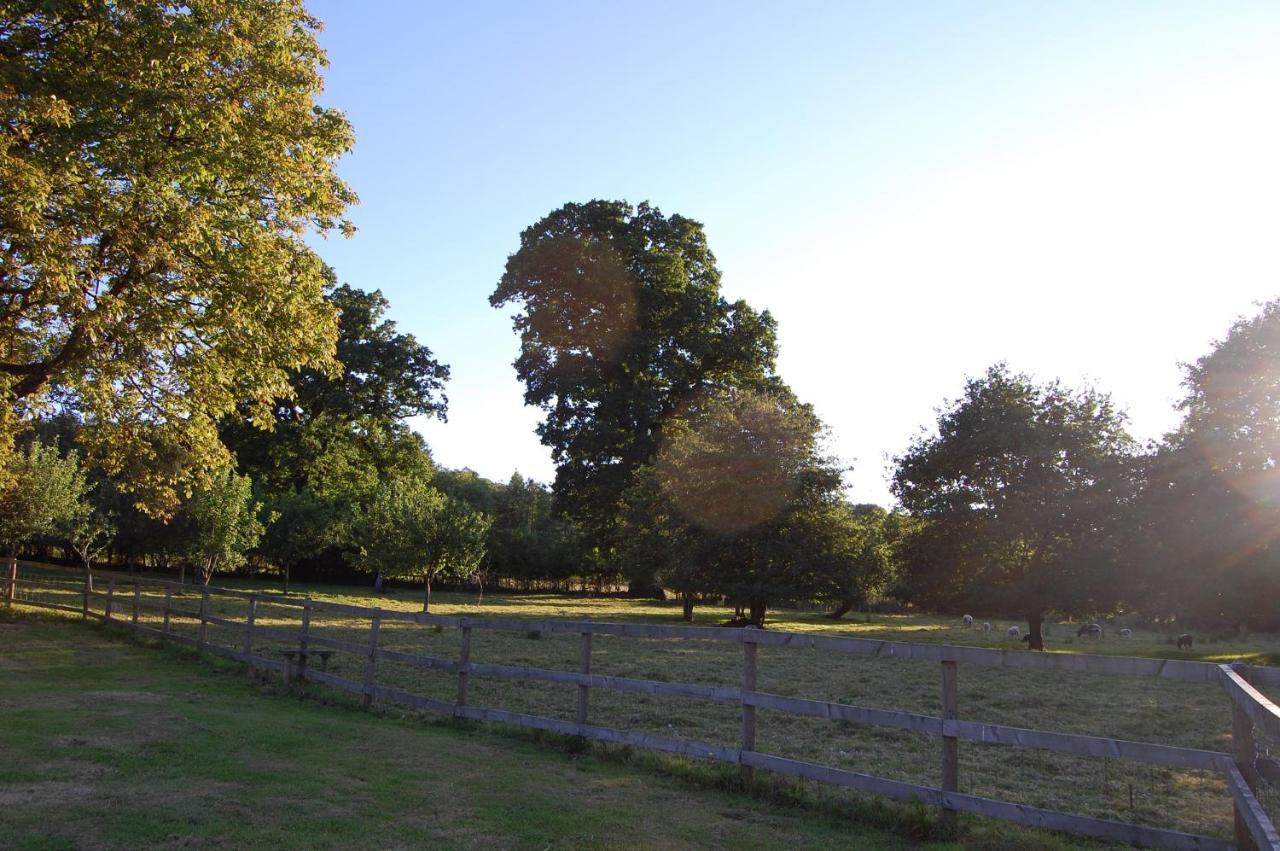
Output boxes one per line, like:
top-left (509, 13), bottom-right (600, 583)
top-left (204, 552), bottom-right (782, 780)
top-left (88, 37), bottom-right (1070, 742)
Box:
top-left (491, 201), bottom-right (782, 544)
top-left (892, 364), bottom-right (1137, 647)
top-left (0, 1), bottom-right (356, 515)
top-left (1140, 300), bottom-right (1280, 630)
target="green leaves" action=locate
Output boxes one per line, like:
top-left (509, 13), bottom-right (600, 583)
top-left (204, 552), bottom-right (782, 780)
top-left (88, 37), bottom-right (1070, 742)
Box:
top-left (0, 441), bottom-right (92, 552)
top-left (492, 201), bottom-right (782, 542)
top-left (1, 1), bottom-right (356, 516)
top-left (185, 468), bottom-right (266, 579)
top-left (349, 473), bottom-right (492, 605)
top-left (892, 364), bottom-right (1137, 617)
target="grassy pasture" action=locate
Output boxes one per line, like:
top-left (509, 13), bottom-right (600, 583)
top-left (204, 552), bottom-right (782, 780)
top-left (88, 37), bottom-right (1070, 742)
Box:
top-left (14, 569), bottom-right (1280, 844)
top-left (1, 614), bottom-right (953, 850)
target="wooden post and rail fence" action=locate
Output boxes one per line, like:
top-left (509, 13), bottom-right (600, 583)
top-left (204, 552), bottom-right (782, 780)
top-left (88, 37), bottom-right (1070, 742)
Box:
top-left (4, 562), bottom-right (1279, 850)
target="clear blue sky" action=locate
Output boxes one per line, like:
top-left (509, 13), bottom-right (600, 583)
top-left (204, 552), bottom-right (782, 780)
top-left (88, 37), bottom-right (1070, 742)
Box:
top-left (306, 1), bottom-right (1280, 504)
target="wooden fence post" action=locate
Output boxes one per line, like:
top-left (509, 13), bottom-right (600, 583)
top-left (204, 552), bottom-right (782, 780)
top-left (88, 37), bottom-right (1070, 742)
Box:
top-left (131, 580), bottom-right (141, 627)
top-left (576, 631), bottom-right (593, 727)
top-left (162, 586), bottom-right (172, 634)
top-left (456, 622), bottom-right (473, 713)
top-left (941, 658), bottom-right (960, 836)
top-left (104, 578), bottom-right (115, 621)
top-left (300, 595), bottom-right (312, 651)
top-left (1232, 663), bottom-right (1260, 850)
top-left (361, 611), bottom-right (381, 709)
top-left (5, 555), bottom-right (17, 606)
top-left (244, 594), bottom-right (258, 659)
top-left (197, 587), bottom-right (209, 648)
top-left (740, 635), bottom-right (759, 782)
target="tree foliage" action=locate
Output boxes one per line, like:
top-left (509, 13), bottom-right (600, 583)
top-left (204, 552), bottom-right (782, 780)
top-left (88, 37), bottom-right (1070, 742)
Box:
top-left (491, 201), bottom-right (782, 543)
top-left (0, 1), bottom-right (356, 515)
top-left (892, 365), bottom-right (1137, 647)
top-left (1140, 300), bottom-right (1280, 629)
top-left (184, 469), bottom-right (266, 584)
top-left (0, 440), bottom-right (90, 556)
top-left (350, 473), bottom-right (491, 610)
top-left (630, 388), bottom-right (845, 624)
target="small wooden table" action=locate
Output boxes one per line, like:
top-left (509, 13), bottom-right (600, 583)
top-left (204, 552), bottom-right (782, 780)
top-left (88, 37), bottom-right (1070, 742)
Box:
top-left (281, 648), bottom-right (334, 684)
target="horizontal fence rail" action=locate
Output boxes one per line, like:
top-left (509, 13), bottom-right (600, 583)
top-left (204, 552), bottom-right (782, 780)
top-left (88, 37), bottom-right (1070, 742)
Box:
top-left (4, 562), bottom-right (1277, 850)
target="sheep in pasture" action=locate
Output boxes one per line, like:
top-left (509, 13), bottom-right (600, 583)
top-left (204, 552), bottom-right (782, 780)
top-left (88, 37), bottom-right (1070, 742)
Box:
top-left (1177, 633), bottom-right (1194, 650)
top-left (1077, 623), bottom-right (1103, 639)
top-left (1119, 628), bottom-right (1132, 639)
top-left (1006, 625), bottom-right (1020, 638)
top-left (962, 614), bottom-right (974, 627)
top-left (982, 622), bottom-right (992, 633)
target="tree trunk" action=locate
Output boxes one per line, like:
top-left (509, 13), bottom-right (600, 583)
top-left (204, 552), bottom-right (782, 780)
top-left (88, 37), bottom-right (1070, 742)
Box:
top-left (179, 563), bottom-right (186, 585)
top-left (748, 599), bottom-right (767, 628)
top-left (1027, 611), bottom-right (1045, 651)
top-left (826, 599), bottom-right (855, 620)
top-left (475, 575), bottom-right (484, 605)
top-left (423, 576), bottom-right (432, 613)
top-left (283, 563), bottom-right (291, 595)
top-left (681, 591), bottom-right (694, 622)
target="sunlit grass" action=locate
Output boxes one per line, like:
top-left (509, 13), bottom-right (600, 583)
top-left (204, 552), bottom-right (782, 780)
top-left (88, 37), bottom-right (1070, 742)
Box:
top-left (15, 564), bottom-right (1278, 842)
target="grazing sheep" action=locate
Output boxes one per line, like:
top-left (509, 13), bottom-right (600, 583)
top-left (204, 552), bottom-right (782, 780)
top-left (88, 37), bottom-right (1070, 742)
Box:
top-left (1077, 623), bottom-right (1103, 639)
top-left (982, 622), bottom-right (992, 633)
top-left (1119, 628), bottom-right (1132, 639)
top-left (962, 614), bottom-right (974, 627)
top-left (1007, 625), bottom-right (1021, 638)
top-left (1177, 633), bottom-right (1194, 650)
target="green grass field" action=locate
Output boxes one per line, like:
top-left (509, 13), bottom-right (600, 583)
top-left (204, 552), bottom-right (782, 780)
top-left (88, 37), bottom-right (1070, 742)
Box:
top-left (11, 570), bottom-right (1280, 845)
top-left (1, 611), bottom-right (1119, 851)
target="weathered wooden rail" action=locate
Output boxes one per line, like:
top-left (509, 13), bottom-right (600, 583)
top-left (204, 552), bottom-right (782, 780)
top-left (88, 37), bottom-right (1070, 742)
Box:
top-left (5, 562), bottom-right (1278, 850)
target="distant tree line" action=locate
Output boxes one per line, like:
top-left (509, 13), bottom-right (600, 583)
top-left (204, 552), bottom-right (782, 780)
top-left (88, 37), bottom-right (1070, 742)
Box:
top-left (3, 5), bottom-right (1277, 637)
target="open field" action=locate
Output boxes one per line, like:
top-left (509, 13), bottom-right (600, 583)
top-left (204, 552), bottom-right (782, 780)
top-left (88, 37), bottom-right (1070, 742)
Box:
top-left (0, 612), bottom-right (1132, 850)
top-left (13, 565), bottom-right (1280, 844)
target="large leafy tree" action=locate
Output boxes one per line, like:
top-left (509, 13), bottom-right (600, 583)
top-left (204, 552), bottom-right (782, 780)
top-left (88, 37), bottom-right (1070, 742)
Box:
top-left (490, 201), bottom-right (782, 551)
top-left (817, 504), bottom-right (907, 620)
top-left (647, 387), bottom-right (844, 626)
top-left (0, 440), bottom-right (91, 572)
top-left (350, 473), bottom-right (491, 612)
top-left (485, 473), bottom-right (583, 590)
top-left (892, 365), bottom-right (1137, 649)
top-left (222, 284), bottom-right (447, 578)
top-left (0, 1), bottom-right (356, 515)
top-left (1140, 301), bottom-right (1280, 631)
top-left (184, 469), bottom-right (267, 585)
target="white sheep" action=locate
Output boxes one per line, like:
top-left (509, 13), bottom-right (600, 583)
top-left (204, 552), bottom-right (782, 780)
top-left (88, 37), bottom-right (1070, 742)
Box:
top-left (982, 622), bottom-right (992, 633)
top-left (962, 614), bottom-right (974, 627)
top-left (1119, 628), bottom-right (1132, 639)
top-left (1006, 625), bottom-right (1021, 638)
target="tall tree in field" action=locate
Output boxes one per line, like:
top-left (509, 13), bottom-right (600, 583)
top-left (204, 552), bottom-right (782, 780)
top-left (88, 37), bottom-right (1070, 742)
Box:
top-left (184, 469), bottom-right (267, 585)
top-left (0, 441), bottom-right (91, 577)
top-left (221, 284), bottom-right (448, 579)
top-left (1141, 301), bottom-right (1280, 631)
top-left (490, 201), bottom-right (781, 555)
top-left (892, 365), bottom-right (1137, 650)
top-left (817, 504), bottom-right (906, 620)
top-left (652, 388), bottom-right (844, 626)
top-left (351, 474), bottom-right (491, 612)
top-left (0, 2), bottom-right (356, 515)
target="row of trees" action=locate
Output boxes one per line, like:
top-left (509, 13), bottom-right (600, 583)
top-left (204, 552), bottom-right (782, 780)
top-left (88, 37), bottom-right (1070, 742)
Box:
top-left (3, 5), bottom-right (1276, 633)
top-left (493, 201), bottom-right (1280, 633)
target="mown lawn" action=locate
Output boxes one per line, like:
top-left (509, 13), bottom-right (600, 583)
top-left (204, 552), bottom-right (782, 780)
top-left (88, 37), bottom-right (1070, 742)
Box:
top-left (0, 613), bottom-right (963, 850)
top-left (14, 566), bottom-right (1280, 844)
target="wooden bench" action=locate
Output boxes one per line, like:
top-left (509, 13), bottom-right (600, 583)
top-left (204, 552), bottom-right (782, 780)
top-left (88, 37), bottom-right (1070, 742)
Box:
top-left (280, 648), bottom-right (335, 684)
